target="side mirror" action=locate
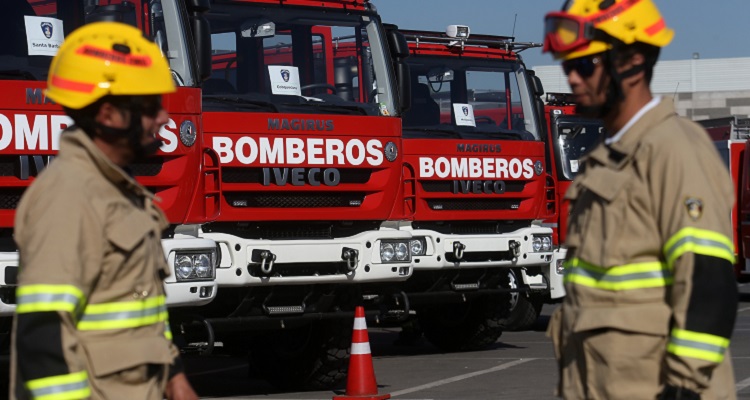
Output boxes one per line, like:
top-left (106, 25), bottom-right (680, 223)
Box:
top-left (528, 69), bottom-right (545, 97)
top-left (383, 24), bottom-right (409, 59)
top-left (241, 19), bottom-right (275, 38)
top-left (427, 67), bottom-right (454, 84)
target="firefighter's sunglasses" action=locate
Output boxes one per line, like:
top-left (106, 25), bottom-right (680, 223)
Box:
top-left (562, 56), bottom-right (601, 78)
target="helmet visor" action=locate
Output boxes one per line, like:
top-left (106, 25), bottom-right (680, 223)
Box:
top-left (543, 12), bottom-right (594, 54)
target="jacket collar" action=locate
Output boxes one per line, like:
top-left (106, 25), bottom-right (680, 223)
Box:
top-left (58, 128), bottom-right (154, 199)
top-left (587, 98), bottom-right (676, 169)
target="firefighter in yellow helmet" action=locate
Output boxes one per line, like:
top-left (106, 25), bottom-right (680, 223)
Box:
top-left (10, 22), bottom-right (198, 400)
top-left (543, 1), bottom-right (738, 399)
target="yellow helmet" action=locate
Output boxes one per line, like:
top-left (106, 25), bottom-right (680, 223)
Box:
top-left (543, 0), bottom-right (674, 60)
top-left (46, 21), bottom-right (175, 109)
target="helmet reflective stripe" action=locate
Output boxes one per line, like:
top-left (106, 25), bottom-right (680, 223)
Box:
top-left (563, 258), bottom-right (672, 291)
top-left (668, 328), bottom-right (730, 363)
top-left (78, 295), bottom-right (169, 331)
top-left (16, 284), bottom-right (85, 315)
top-left (26, 371), bottom-right (91, 400)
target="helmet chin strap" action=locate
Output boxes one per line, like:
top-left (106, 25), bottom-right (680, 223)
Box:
top-left (95, 97), bottom-right (163, 162)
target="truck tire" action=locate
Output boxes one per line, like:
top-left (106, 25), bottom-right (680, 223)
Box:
top-left (503, 294), bottom-right (544, 331)
top-left (416, 293), bottom-right (511, 352)
top-left (495, 269), bottom-right (544, 331)
top-left (249, 319), bottom-right (352, 390)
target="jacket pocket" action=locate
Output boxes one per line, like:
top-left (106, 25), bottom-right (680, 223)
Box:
top-left (83, 336), bottom-right (173, 378)
top-left (573, 304), bottom-right (671, 336)
top-left (106, 210), bottom-right (156, 252)
top-left (578, 167), bottom-right (629, 202)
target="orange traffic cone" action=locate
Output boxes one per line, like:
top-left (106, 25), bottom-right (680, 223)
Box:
top-left (333, 306), bottom-right (390, 400)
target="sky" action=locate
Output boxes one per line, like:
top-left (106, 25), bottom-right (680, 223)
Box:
top-left (374, 0), bottom-right (750, 70)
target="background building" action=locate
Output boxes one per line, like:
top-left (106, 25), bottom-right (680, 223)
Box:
top-left (532, 56), bottom-right (750, 121)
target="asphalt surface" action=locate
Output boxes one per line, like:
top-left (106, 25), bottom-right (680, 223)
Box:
top-left (0, 284), bottom-right (747, 399)
top-left (184, 283), bottom-right (750, 400)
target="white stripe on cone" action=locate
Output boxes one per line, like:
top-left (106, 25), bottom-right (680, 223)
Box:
top-left (351, 342), bottom-right (371, 355)
top-left (353, 317), bottom-right (367, 330)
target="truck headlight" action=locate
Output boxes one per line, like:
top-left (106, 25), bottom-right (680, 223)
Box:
top-left (532, 235), bottom-right (552, 252)
top-left (409, 238), bottom-right (426, 256)
top-left (394, 242), bottom-right (408, 261)
top-left (532, 236), bottom-right (542, 252)
top-left (541, 236), bottom-right (552, 252)
top-left (380, 240), bottom-right (411, 263)
top-left (173, 250), bottom-right (217, 281)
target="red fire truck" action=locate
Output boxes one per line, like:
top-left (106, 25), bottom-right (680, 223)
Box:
top-left (393, 26), bottom-right (555, 348)
top-left (0, 0), bottom-right (219, 349)
top-left (181, 0), bottom-right (414, 389)
top-left (541, 92), bottom-right (605, 299)
top-left (699, 116), bottom-right (750, 282)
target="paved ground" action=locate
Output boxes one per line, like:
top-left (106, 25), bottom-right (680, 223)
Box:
top-left (185, 283), bottom-right (750, 400)
top-left (0, 284), bottom-right (747, 399)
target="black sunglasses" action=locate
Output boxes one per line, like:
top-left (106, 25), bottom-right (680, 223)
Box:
top-left (562, 56), bottom-right (601, 78)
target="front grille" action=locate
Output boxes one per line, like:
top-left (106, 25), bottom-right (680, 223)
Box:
top-left (0, 190), bottom-right (24, 210)
top-left (203, 221), bottom-right (380, 240)
top-left (222, 167), bottom-right (372, 184)
top-left (225, 192), bottom-right (364, 208)
top-left (130, 158), bottom-right (163, 177)
top-left (427, 198), bottom-right (520, 211)
top-left (421, 180), bottom-right (526, 193)
top-left (0, 157), bottom-right (15, 176)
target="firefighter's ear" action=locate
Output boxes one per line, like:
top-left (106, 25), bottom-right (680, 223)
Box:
top-left (95, 101), bottom-right (129, 129)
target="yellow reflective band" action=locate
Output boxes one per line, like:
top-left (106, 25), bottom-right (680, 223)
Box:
top-left (664, 227), bottom-right (735, 267)
top-left (563, 258), bottom-right (672, 291)
top-left (78, 295), bottom-right (168, 331)
top-left (667, 328), bottom-right (729, 363)
top-left (16, 285), bottom-right (85, 315)
top-left (26, 370), bottom-right (90, 400)
top-left (164, 322), bottom-right (173, 340)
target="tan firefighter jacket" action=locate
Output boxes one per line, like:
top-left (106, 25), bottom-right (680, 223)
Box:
top-left (11, 128), bottom-right (181, 399)
top-left (560, 98), bottom-right (738, 393)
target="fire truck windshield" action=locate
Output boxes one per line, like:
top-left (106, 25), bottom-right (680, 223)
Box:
top-left (0, 0), bottom-right (195, 86)
top-left (554, 117), bottom-right (604, 180)
top-left (403, 56), bottom-right (539, 141)
top-left (205, 2), bottom-right (395, 116)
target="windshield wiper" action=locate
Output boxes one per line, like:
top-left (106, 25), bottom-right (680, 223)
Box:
top-left (203, 96), bottom-right (279, 113)
top-left (282, 101), bottom-right (371, 116)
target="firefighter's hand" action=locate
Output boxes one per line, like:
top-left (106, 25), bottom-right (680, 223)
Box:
top-left (658, 385), bottom-right (701, 400)
top-left (165, 372), bottom-right (198, 400)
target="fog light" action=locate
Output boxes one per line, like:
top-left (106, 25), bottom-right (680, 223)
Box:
top-left (199, 286), bottom-right (213, 298)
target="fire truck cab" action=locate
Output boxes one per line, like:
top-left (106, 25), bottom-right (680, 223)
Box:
top-left (542, 92), bottom-right (605, 299)
top-left (182, 0), bottom-right (413, 390)
top-left (0, 0), bottom-right (219, 348)
top-left (699, 116), bottom-right (750, 282)
top-left (394, 26), bottom-right (555, 349)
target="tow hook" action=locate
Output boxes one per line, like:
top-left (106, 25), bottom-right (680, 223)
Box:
top-left (509, 240), bottom-right (521, 258)
top-left (257, 250), bottom-right (277, 274)
top-left (342, 247), bottom-right (359, 271)
top-left (453, 241), bottom-right (466, 260)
